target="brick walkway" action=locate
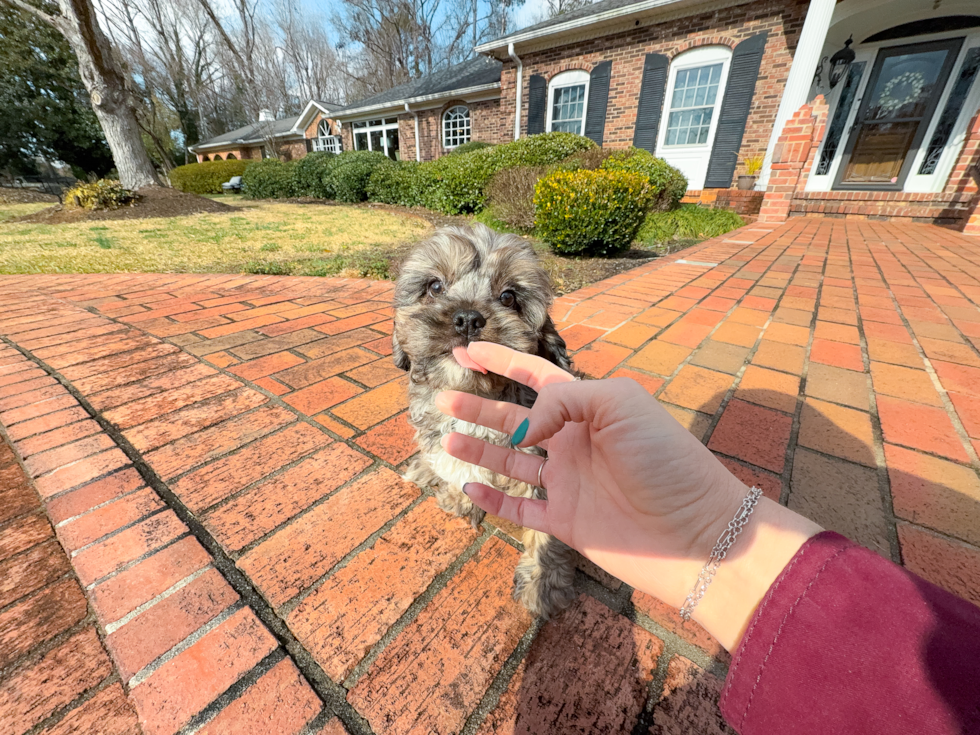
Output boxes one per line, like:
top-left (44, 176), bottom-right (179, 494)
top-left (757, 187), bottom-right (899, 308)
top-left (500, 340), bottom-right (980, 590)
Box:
top-left (1, 217), bottom-right (978, 735)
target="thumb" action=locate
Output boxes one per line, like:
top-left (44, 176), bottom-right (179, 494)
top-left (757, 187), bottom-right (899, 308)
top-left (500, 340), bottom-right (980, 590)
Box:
top-left (463, 483), bottom-right (551, 535)
top-left (517, 378), bottom-right (644, 449)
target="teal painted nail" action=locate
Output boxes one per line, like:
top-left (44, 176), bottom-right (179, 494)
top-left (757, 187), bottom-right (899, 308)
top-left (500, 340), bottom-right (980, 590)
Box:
top-left (511, 418), bottom-right (529, 446)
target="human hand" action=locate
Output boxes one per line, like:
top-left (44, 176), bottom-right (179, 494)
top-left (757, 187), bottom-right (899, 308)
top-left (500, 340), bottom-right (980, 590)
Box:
top-left (437, 342), bottom-right (820, 650)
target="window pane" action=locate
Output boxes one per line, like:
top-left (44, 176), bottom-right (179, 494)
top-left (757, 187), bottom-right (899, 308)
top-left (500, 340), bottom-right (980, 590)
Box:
top-left (551, 84), bottom-right (585, 135)
top-left (385, 128), bottom-right (399, 160)
top-left (355, 132), bottom-right (368, 150)
top-left (664, 62), bottom-right (723, 146)
top-left (443, 106), bottom-right (471, 147)
top-left (370, 129), bottom-right (383, 151)
top-left (919, 47), bottom-right (980, 175)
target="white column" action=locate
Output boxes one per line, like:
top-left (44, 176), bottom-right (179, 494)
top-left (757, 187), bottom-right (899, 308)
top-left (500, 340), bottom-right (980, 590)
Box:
top-left (757, 0), bottom-right (836, 188)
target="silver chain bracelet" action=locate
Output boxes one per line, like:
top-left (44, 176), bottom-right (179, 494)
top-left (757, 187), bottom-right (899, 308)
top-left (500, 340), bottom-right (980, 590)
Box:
top-left (679, 486), bottom-right (763, 622)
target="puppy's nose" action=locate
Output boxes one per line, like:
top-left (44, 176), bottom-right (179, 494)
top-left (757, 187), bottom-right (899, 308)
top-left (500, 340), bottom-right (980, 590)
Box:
top-left (452, 309), bottom-right (486, 338)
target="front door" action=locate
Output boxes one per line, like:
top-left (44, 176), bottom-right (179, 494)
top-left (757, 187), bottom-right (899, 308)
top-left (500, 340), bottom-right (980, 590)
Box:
top-left (834, 38), bottom-right (962, 190)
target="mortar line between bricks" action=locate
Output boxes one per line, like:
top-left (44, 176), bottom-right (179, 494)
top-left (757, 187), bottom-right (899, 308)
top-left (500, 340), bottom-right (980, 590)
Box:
top-left (0, 333), bottom-right (379, 735)
top-left (849, 231), bottom-right (904, 563)
top-left (0, 433), bottom-right (132, 735)
top-left (869, 240), bottom-right (980, 471)
top-left (128, 601), bottom-right (245, 688)
top-left (778, 233), bottom-right (829, 510)
top-left (342, 529), bottom-right (494, 690)
top-left (66, 505), bottom-right (169, 558)
top-left (458, 617), bottom-right (545, 735)
top-left (178, 649), bottom-right (287, 735)
top-left (104, 566), bottom-right (210, 634)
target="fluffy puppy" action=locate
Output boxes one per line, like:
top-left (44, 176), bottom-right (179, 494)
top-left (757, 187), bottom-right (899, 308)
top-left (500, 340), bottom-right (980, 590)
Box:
top-left (393, 222), bottom-right (577, 619)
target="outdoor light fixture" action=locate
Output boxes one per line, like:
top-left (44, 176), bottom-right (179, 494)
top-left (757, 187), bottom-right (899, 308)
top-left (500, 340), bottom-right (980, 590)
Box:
top-left (829, 36), bottom-right (856, 89)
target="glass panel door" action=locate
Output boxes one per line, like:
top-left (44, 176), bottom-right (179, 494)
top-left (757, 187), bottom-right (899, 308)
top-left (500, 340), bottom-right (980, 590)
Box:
top-left (835, 38), bottom-right (962, 189)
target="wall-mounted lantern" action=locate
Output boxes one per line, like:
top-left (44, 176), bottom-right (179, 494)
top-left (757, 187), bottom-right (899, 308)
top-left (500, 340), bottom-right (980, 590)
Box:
top-left (829, 36), bottom-right (856, 89)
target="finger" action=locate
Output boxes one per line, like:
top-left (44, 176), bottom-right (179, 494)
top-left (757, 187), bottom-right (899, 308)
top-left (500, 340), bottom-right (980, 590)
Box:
top-left (442, 433), bottom-right (545, 487)
top-left (466, 342), bottom-right (575, 392)
top-left (435, 390), bottom-right (529, 435)
top-left (462, 482), bottom-right (551, 535)
top-left (520, 378), bottom-right (648, 448)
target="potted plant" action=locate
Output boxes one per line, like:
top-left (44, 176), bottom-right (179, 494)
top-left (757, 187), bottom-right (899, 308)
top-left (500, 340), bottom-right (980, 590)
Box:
top-left (738, 156), bottom-right (763, 190)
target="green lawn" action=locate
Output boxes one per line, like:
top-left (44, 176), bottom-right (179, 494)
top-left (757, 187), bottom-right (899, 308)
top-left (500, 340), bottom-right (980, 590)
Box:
top-left (0, 201), bottom-right (430, 276)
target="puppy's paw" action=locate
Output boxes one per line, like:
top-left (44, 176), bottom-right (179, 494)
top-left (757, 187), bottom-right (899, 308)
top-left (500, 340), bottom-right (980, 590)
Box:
top-left (513, 557), bottom-right (576, 620)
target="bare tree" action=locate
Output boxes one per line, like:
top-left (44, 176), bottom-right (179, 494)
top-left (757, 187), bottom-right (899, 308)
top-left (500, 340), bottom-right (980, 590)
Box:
top-left (2, 0), bottom-right (160, 188)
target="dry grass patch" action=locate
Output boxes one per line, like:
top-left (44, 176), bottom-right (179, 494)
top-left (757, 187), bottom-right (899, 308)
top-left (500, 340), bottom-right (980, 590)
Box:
top-left (0, 201), bottom-right (430, 276)
top-left (0, 202), bottom-right (51, 223)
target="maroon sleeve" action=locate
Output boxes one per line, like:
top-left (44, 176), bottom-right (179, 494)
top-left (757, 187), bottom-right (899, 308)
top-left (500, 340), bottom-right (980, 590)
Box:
top-left (720, 531), bottom-right (980, 735)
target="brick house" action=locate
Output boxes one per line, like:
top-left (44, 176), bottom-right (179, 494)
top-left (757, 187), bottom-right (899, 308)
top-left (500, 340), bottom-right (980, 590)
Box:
top-left (193, 0), bottom-right (980, 231)
top-left (188, 101), bottom-right (343, 163)
top-left (331, 56), bottom-right (507, 162)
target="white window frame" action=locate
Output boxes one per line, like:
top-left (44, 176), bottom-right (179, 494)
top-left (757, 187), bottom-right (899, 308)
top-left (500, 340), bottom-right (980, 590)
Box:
top-left (351, 117), bottom-right (400, 159)
top-left (312, 119), bottom-right (342, 153)
top-left (546, 70), bottom-right (590, 135)
top-left (658, 46), bottom-right (731, 152)
top-left (655, 46), bottom-right (732, 191)
top-left (442, 105), bottom-right (471, 148)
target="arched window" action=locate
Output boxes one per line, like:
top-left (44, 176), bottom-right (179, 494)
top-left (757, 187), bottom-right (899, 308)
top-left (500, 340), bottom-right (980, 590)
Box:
top-left (313, 118), bottom-right (343, 153)
top-left (201, 155), bottom-right (210, 162)
top-left (443, 105), bottom-right (471, 148)
top-left (547, 70), bottom-right (589, 135)
top-left (226, 153), bottom-right (237, 160)
top-left (213, 153), bottom-right (223, 160)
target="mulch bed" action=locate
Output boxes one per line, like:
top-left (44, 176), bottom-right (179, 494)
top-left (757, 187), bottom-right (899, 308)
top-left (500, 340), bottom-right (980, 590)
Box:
top-left (14, 186), bottom-right (235, 224)
top-left (0, 187), bottom-right (59, 204)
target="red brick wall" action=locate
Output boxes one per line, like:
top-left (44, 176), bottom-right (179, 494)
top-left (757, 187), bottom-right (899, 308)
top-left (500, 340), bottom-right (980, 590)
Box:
top-left (497, 0), bottom-right (808, 187)
top-left (342, 99), bottom-right (506, 162)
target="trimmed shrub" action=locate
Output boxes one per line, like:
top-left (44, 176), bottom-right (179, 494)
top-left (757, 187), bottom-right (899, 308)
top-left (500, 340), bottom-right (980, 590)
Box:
top-left (534, 169), bottom-right (653, 257)
top-left (294, 151), bottom-right (337, 198)
top-left (169, 160), bottom-right (252, 195)
top-left (242, 159), bottom-right (298, 199)
top-left (64, 179), bottom-right (137, 210)
top-left (601, 148), bottom-right (687, 212)
top-left (421, 131), bottom-right (597, 214)
top-left (486, 165), bottom-right (545, 231)
top-left (447, 140), bottom-right (493, 155)
top-left (330, 151), bottom-right (390, 203)
top-left (367, 160), bottom-right (430, 207)
top-left (547, 147), bottom-right (615, 174)
top-left (638, 204), bottom-right (744, 243)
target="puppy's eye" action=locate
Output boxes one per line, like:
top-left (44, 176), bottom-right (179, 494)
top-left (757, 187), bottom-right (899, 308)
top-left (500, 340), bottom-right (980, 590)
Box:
top-left (427, 280), bottom-right (444, 297)
top-left (499, 290), bottom-right (517, 308)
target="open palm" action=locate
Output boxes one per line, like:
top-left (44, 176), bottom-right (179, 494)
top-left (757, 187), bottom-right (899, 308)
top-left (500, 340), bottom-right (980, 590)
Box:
top-left (437, 342), bottom-right (746, 607)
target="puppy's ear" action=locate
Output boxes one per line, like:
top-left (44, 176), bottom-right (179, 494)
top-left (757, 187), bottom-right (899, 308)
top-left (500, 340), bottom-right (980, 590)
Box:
top-left (392, 331), bottom-right (411, 372)
top-left (537, 316), bottom-right (572, 373)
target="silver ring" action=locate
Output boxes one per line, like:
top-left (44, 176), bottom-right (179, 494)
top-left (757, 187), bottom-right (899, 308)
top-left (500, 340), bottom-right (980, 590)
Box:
top-left (537, 457), bottom-right (547, 488)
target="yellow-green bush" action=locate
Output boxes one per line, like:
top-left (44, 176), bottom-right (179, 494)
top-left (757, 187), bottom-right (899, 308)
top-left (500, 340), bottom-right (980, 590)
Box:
top-left (534, 170), bottom-right (653, 256)
top-left (169, 160), bottom-right (253, 195)
top-left (600, 148), bottom-right (687, 212)
top-left (64, 179), bottom-right (137, 210)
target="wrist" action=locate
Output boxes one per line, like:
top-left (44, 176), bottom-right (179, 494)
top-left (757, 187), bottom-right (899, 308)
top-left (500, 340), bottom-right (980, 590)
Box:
top-left (690, 496), bottom-right (822, 651)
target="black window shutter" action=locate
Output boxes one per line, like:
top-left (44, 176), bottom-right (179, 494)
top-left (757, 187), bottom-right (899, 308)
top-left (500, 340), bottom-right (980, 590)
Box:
top-left (704, 31), bottom-right (769, 188)
top-left (584, 61), bottom-right (612, 144)
top-left (632, 53), bottom-right (669, 153)
top-left (528, 74), bottom-right (547, 135)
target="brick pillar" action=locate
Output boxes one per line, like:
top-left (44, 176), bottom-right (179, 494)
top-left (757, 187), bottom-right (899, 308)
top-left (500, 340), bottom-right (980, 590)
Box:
top-left (757, 99), bottom-right (823, 223)
top-left (958, 111), bottom-right (980, 236)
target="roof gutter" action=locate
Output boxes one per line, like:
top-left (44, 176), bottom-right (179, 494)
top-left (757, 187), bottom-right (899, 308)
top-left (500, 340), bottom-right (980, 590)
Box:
top-left (405, 102), bottom-right (421, 162)
top-left (190, 133), bottom-right (304, 152)
top-left (507, 43), bottom-right (523, 141)
top-left (476, 0), bottom-right (693, 54)
top-left (334, 82), bottom-right (501, 119)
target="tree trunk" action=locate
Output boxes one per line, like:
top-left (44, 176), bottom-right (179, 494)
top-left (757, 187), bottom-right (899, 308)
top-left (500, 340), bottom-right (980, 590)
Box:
top-left (56, 0), bottom-right (161, 189)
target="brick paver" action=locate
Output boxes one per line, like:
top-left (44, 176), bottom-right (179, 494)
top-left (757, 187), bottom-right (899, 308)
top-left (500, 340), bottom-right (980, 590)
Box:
top-left (1, 218), bottom-right (979, 734)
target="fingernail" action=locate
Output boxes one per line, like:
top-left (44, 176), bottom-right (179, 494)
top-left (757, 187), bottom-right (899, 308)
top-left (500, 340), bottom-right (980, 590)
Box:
top-left (462, 483), bottom-right (474, 496)
top-left (510, 418), bottom-right (529, 446)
